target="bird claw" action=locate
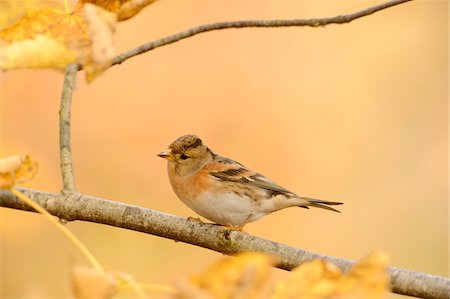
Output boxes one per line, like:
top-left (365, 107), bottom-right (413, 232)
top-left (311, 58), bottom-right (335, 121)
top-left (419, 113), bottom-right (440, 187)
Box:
top-left (224, 223), bottom-right (245, 231)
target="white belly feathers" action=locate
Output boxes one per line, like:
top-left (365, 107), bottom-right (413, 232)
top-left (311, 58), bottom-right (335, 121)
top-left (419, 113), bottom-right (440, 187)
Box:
top-left (180, 191), bottom-right (266, 226)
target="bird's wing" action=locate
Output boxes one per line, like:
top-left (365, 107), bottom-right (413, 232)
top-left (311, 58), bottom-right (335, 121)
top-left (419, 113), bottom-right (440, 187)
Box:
top-left (206, 155), bottom-right (343, 212)
top-left (207, 155), bottom-right (296, 197)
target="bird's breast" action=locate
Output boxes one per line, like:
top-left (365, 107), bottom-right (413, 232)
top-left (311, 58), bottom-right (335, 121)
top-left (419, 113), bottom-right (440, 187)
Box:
top-left (168, 166), bottom-right (210, 201)
top-left (167, 168), bottom-right (265, 225)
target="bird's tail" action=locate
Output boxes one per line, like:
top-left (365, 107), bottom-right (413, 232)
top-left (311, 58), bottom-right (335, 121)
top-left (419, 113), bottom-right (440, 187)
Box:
top-left (299, 197), bottom-right (343, 213)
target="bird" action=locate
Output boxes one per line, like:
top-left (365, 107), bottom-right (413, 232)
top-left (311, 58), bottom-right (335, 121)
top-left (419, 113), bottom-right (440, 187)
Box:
top-left (157, 134), bottom-right (342, 230)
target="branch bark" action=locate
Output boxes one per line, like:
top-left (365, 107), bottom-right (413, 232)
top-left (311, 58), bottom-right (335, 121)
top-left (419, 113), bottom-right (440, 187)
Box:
top-left (112, 0), bottom-right (413, 66)
top-left (59, 64), bottom-right (79, 193)
top-left (1, 188), bottom-right (448, 299)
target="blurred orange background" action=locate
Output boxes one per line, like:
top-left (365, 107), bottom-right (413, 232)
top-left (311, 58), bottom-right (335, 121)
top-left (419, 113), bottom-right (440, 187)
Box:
top-left (0, 1), bottom-right (448, 298)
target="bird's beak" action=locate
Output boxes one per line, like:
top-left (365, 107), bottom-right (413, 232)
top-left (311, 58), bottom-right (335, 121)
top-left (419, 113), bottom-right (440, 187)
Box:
top-left (157, 149), bottom-right (175, 161)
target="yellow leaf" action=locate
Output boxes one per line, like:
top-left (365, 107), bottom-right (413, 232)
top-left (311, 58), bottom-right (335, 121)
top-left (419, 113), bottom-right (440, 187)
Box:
top-left (0, 8), bottom-right (89, 46)
top-left (0, 34), bottom-right (77, 69)
top-left (0, 7), bottom-right (89, 70)
top-left (174, 252), bottom-right (390, 299)
top-left (337, 251), bottom-right (390, 299)
top-left (0, 155), bottom-right (37, 189)
top-left (272, 252), bottom-right (390, 299)
top-left (77, 0), bottom-right (122, 14)
top-left (0, 0), bottom-right (157, 80)
top-left (117, 0), bottom-right (158, 21)
top-left (0, 0), bottom-right (63, 29)
top-left (83, 3), bottom-right (117, 82)
top-left (175, 252), bottom-right (275, 299)
top-left (72, 265), bottom-right (118, 299)
top-left (78, 0), bottom-right (157, 19)
top-left (272, 260), bottom-right (341, 299)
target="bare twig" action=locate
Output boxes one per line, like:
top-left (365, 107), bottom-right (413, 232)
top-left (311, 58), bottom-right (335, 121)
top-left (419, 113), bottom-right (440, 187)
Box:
top-left (112, 0), bottom-right (413, 66)
top-left (59, 64), bottom-right (79, 193)
top-left (0, 188), bottom-right (448, 299)
top-left (10, 189), bottom-right (103, 273)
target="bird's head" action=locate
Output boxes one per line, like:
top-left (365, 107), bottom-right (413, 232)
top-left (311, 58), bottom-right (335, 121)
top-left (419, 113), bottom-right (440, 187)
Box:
top-left (157, 134), bottom-right (213, 176)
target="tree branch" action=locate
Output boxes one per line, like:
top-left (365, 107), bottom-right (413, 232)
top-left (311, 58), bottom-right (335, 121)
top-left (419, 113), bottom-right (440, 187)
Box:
top-left (0, 188), bottom-right (448, 299)
top-left (59, 64), bottom-right (79, 193)
top-left (112, 0), bottom-right (413, 66)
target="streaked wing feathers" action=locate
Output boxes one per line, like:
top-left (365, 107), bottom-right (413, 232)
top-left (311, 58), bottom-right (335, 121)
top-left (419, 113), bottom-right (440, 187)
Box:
top-left (209, 156), bottom-right (296, 197)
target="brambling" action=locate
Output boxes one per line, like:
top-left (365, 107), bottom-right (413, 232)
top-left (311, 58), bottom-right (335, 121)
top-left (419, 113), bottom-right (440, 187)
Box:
top-left (158, 135), bottom-right (342, 230)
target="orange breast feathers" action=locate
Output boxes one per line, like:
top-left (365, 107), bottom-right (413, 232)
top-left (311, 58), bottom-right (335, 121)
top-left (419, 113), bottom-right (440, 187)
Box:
top-left (168, 166), bottom-right (214, 201)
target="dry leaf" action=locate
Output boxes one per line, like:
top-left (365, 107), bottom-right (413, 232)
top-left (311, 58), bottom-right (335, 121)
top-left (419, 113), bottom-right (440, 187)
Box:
top-left (0, 0), bottom-right (157, 81)
top-left (77, 0), bottom-right (122, 13)
top-left (336, 251), bottom-right (390, 299)
top-left (173, 279), bottom-right (214, 299)
top-left (0, 0), bottom-right (61, 29)
top-left (173, 251), bottom-right (390, 299)
top-left (272, 252), bottom-right (390, 299)
top-left (78, 0), bottom-right (156, 20)
top-left (271, 260), bottom-right (341, 299)
top-left (117, 0), bottom-right (158, 21)
top-left (83, 3), bottom-right (116, 81)
top-left (174, 252), bottom-right (276, 299)
top-left (0, 34), bottom-right (77, 69)
top-left (0, 155), bottom-right (37, 189)
top-left (72, 265), bottom-right (118, 299)
top-left (0, 7), bottom-right (89, 70)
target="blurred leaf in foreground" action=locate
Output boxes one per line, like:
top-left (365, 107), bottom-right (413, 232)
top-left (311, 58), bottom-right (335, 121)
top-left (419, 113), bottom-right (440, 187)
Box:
top-left (336, 251), bottom-right (390, 299)
top-left (174, 252), bottom-right (276, 299)
top-left (72, 265), bottom-right (118, 299)
top-left (271, 260), bottom-right (341, 299)
top-left (173, 251), bottom-right (390, 299)
top-left (0, 155), bottom-right (37, 189)
top-left (272, 251), bottom-right (390, 299)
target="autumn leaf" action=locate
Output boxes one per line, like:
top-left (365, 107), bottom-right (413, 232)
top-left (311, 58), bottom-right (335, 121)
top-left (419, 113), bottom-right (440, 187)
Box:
top-left (0, 155), bottom-right (37, 189)
top-left (0, 6), bottom-right (89, 70)
top-left (78, 0), bottom-right (157, 20)
top-left (72, 265), bottom-right (118, 299)
top-left (336, 251), bottom-right (390, 299)
top-left (0, 34), bottom-right (77, 69)
top-left (0, 0), bottom-right (62, 29)
top-left (272, 252), bottom-right (390, 299)
top-left (173, 252), bottom-right (390, 299)
top-left (82, 3), bottom-right (116, 81)
top-left (117, 0), bottom-right (158, 21)
top-left (0, 0), bottom-right (157, 81)
top-left (271, 260), bottom-right (341, 299)
top-left (174, 252), bottom-right (276, 299)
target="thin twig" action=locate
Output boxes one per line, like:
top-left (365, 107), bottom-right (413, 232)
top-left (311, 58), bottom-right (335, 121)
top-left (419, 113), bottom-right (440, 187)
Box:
top-left (112, 0), bottom-right (413, 66)
top-left (10, 188), bottom-right (104, 273)
top-left (59, 64), bottom-right (79, 193)
top-left (1, 188), bottom-right (448, 299)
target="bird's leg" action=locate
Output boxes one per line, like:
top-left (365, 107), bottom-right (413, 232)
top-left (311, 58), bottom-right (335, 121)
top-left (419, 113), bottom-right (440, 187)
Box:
top-left (223, 214), bottom-right (254, 231)
top-left (224, 223), bottom-right (245, 231)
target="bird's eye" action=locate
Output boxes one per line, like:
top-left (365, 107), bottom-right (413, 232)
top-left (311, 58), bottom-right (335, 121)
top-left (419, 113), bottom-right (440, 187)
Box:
top-left (180, 154), bottom-right (189, 160)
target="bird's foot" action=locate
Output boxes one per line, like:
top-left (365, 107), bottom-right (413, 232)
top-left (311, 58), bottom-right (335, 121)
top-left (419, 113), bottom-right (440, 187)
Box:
top-left (224, 223), bottom-right (245, 231)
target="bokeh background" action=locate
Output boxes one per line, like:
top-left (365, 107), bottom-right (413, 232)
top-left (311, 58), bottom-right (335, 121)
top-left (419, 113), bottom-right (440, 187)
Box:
top-left (0, 1), bottom-right (448, 298)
